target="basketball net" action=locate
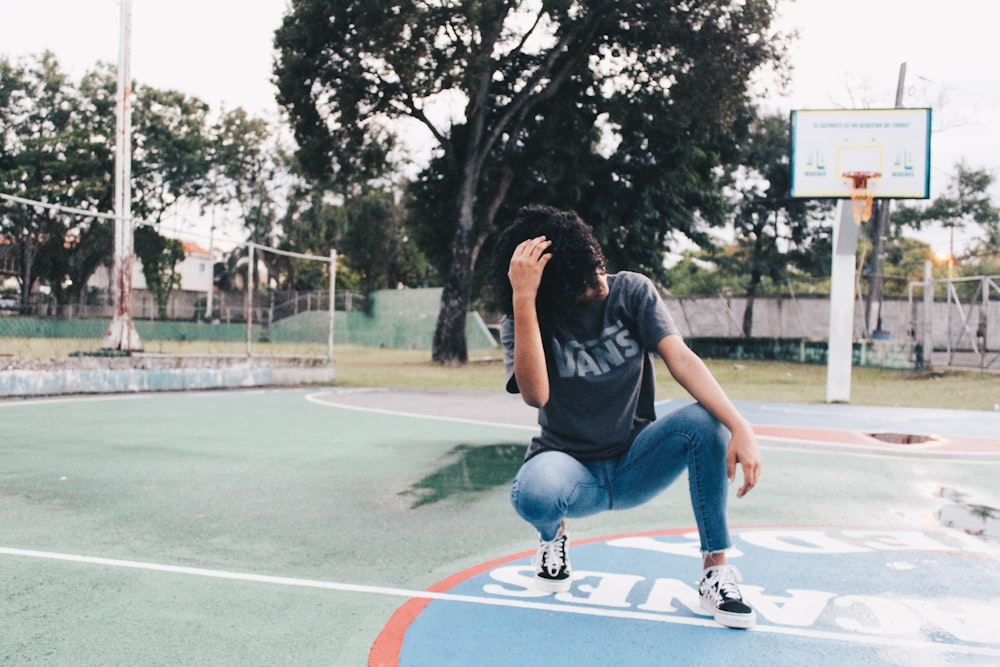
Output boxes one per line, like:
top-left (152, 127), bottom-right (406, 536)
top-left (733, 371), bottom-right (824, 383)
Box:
top-left (842, 171), bottom-right (880, 224)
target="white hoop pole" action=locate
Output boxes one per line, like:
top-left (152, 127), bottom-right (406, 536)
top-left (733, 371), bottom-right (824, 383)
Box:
top-left (826, 201), bottom-right (861, 403)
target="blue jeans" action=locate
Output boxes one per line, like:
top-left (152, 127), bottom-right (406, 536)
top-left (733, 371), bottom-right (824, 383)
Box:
top-left (510, 402), bottom-right (732, 554)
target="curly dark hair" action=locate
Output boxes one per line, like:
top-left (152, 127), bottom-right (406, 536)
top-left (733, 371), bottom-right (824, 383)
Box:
top-left (488, 204), bottom-right (606, 326)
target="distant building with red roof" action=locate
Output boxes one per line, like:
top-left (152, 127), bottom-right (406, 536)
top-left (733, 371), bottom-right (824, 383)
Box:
top-left (87, 239), bottom-right (214, 294)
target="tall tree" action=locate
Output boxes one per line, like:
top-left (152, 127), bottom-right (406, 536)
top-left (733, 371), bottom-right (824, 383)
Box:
top-left (131, 86), bottom-right (212, 224)
top-left (134, 224), bottom-right (185, 318)
top-left (893, 163), bottom-right (1000, 265)
top-left (1, 53), bottom-right (218, 307)
top-left (61, 65), bottom-right (118, 303)
top-left (128, 85), bottom-right (217, 314)
top-left (206, 108), bottom-right (281, 291)
top-left (876, 236), bottom-right (932, 298)
top-left (725, 112), bottom-right (831, 336)
top-left (0, 52), bottom-right (113, 305)
top-left (274, 0), bottom-right (788, 363)
top-left (206, 108), bottom-right (275, 230)
top-left (340, 187), bottom-right (433, 293)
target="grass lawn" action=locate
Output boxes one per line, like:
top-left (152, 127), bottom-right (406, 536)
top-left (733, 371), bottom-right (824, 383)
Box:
top-left (2, 338), bottom-right (998, 411)
top-left (328, 345), bottom-right (1000, 413)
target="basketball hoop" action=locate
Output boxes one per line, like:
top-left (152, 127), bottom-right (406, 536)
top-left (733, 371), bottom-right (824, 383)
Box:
top-left (842, 171), bottom-right (880, 224)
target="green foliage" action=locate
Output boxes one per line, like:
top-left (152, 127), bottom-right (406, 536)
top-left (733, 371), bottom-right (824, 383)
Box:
top-left (131, 87), bottom-right (212, 222)
top-left (721, 112), bottom-right (834, 334)
top-left (786, 223), bottom-right (834, 280)
top-left (50, 220), bottom-right (114, 305)
top-left (340, 188), bottom-right (434, 293)
top-left (134, 225), bottom-right (185, 317)
top-left (274, 0), bottom-right (791, 362)
top-left (662, 112), bottom-right (835, 318)
top-left (664, 245), bottom-right (832, 298)
top-left (892, 163), bottom-right (1000, 261)
top-left (205, 107), bottom-right (277, 236)
top-left (208, 109), bottom-right (271, 202)
top-left (269, 175), bottom-right (434, 293)
top-left (0, 52), bottom-right (114, 304)
top-left (885, 162), bottom-right (1000, 304)
top-left (874, 235), bottom-right (932, 298)
top-left (664, 251), bottom-right (742, 296)
top-left (0, 52), bottom-right (218, 306)
top-left (666, 209), bottom-right (932, 304)
top-left (205, 109), bottom-right (293, 291)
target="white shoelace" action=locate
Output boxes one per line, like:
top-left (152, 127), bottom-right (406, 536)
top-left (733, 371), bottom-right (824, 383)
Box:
top-left (702, 565), bottom-right (743, 602)
top-left (537, 536), bottom-right (567, 576)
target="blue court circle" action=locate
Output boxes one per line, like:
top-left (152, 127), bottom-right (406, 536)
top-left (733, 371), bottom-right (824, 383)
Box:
top-left (371, 526), bottom-right (1000, 666)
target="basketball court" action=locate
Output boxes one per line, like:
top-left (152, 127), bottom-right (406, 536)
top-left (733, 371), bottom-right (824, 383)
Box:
top-left (2, 386), bottom-right (998, 665)
top-left (1, 106), bottom-right (990, 665)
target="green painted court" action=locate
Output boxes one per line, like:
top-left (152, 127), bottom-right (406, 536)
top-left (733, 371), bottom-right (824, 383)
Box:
top-left (2, 388), bottom-right (999, 665)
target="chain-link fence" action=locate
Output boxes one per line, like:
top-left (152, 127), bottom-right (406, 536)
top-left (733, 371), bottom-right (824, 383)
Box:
top-left (908, 274), bottom-right (1000, 371)
top-left (0, 286), bottom-right (497, 356)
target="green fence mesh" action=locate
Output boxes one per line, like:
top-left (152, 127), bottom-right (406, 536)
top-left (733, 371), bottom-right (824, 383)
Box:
top-left (0, 287), bottom-right (498, 353)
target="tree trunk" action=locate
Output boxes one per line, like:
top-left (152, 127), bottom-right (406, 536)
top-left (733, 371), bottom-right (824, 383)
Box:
top-left (742, 269), bottom-right (760, 338)
top-left (18, 238), bottom-right (33, 307)
top-left (432, 174), bottom-right (480, 364)
top-left (432, 225), bottom-right (475, 365)
top-left (864, 200), bottom-right (888, 336)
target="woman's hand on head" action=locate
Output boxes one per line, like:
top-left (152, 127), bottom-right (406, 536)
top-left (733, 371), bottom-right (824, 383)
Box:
top-left (508, 237), bottom-right (553, 298)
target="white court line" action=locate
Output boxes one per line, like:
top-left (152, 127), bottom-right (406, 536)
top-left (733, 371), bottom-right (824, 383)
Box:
top-left (0, 393), bottom-right (149, 407)
top-left (304, 391), bottom-right (539, 432)
top-left (305, 392), bottom-right (1000, 463)
top-left (0, 388), bottom-right (275, 408)
top-left (3, 546), bottom-right (999, 658)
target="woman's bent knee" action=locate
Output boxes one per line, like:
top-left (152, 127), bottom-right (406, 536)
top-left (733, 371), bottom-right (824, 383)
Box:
top-left (510, 451), bottom-right (593, 525)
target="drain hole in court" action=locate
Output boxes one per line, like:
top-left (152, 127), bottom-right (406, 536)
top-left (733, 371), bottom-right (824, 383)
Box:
top-left (931, 484), bottom-right (1000, 542)
top-left (867, 432), bottom-right (934, 445)
top-left (402, 443), bottom-right (526, 508)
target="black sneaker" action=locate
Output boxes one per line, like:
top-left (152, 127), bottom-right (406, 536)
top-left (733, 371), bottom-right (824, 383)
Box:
top-left (534, 531), bottom-right (572, 593)
top-left (698, 565), bottom-right (756, 629)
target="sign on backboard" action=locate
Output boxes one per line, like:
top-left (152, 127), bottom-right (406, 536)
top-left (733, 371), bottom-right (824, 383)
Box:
top-left (790, 108), bottom-right (931, 199)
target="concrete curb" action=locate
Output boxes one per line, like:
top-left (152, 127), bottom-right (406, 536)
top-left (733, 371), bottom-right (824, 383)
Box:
top-left (0, 355), bottom-right (335, 397)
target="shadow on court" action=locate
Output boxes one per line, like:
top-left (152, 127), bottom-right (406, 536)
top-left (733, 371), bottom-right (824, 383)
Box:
top-left (2, 388), bottom-right (998, 666)
top-left (401, 443), bottom-right (525, 508)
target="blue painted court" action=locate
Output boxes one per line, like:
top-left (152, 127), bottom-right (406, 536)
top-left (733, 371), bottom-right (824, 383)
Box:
top-left (2, 388), bottom-right (998, 665)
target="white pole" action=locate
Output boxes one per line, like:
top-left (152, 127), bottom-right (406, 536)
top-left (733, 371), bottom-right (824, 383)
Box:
top-left (826, 201), bottom-right (860, 402)
top-left (205, 214), bottom-right (215, 321)
top-left (328, 249), bottom-right (336, 363)
top-left (102, 0), bottom-right (142, 351)
top-left (922, 260), bottom-right (934, 369)
top-left (246, 243), bottom-right (255, 357)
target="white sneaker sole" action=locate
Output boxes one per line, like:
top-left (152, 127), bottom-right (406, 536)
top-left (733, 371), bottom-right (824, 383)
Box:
top-left (700, 597), bottom-right (757, 629)
top-left (534, 575), bottom-right (572, 593)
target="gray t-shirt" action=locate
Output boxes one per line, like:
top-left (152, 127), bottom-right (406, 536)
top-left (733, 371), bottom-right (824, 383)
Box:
top-left (501, 271), bottom-right (679, 461)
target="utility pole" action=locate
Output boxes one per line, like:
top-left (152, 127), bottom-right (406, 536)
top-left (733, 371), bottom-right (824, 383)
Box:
top-left (865, 62), bottom-right (907, 338)
top-left (102, 0), bottom-right (142, 351)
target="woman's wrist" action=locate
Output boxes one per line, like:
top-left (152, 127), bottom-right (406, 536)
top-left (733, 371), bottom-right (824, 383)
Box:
top-left (512, 292), bottom-right (538, 312)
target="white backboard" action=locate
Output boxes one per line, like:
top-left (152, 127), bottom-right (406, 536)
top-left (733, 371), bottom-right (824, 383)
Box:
top-left (790, 108), bottom-right (932, 199)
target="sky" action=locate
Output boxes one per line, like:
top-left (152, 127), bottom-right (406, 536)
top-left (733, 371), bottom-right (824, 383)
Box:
top-left (1, 0), bottom-right (996, 256)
